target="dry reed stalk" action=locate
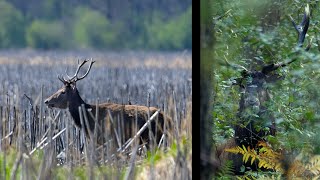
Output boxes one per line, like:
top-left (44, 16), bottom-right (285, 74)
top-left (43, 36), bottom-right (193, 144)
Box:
top-left (10, 122), bottom-right (23, 180)
top-left (82, 104), bottom-right (96, 180)
top-left (124, 140), bottom-right (139, 180)
top-left (107, 110), bottom-right (121, 150)
top-left (0, 52), bottom-right (191, 179)
top-left (39, 86), bottom-right (43, 144)
top-left (78, 106), bottom-right (92, 179)
top-left (29, 111), bottom-right (61, 155)
top-left (121, 109), bottom-right (160, 153)
top-left (135, 94), bottom-right (192, 179)
top-left (147, 93), bottom-right (155, 153)
top-left (37, 116), bottom-right (55, 180)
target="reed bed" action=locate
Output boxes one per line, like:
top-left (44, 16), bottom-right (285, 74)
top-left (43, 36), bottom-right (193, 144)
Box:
top-left (0, 50), bottom-right (192, 179)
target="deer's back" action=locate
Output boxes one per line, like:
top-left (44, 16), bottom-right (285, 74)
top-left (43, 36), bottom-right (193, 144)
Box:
top-left (91, 103), bottom-right (169, 148)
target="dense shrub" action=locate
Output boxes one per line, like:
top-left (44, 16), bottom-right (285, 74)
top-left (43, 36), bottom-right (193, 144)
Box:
top-left (26, 20), bottom-right (66, 49)
top-left (145, 6), bottom-right (192, 50)
top-left (211, 0), bottom-right (320, 178)
top-left (0, 1), bottom-right (191, 50)
top-left (0, 1), bottom-right (25, 48)
top-left (72, 7), bottom-right (118, 49)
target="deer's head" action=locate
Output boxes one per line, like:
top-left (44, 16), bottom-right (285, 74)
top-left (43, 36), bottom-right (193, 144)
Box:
top-left (44, 59), bottom-right (95, 109)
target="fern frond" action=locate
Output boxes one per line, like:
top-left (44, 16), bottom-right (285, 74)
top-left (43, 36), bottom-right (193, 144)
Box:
top-left (216, 160), bottom-right (235, 178)
top-left (223, 140), bottom-right (320, 179)
top-left (225, 145), bottom-right (245, 154)
top-left (225, 145), bottom-right (258, 165)
top-left (235, 174), bottom-right (255, 180)
top-left (306, 155), bottom-right (320, 175)
top-left (225, 141), bottom-right (283, 172)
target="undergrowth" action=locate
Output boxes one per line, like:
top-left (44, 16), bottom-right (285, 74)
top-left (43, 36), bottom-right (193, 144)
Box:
top-left (219, 141), bottom-right (320, 179)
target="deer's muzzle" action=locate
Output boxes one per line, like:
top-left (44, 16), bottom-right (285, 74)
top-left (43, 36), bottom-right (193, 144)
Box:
top-left (44, 99), bottom-right (54, 108)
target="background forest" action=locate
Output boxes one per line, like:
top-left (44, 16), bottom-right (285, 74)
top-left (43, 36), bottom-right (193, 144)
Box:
top-left (0, 0), bottom-right (191, 50)
top-left (202, 0), bottom-right (320, 179)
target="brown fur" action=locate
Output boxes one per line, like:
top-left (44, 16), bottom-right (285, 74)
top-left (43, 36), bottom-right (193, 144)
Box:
top-left (87, 103), bottom-right (169, 148)
top-left (45, 84), bottom-right (171, 151)
top-left (44, 60), bottom-right (172, 151)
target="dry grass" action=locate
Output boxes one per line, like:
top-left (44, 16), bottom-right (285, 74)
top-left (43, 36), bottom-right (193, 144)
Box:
top-left (136, 98), bottom-right (192, 179)
top-left (0, 50), bottom-right (192, 179)
top-left (0, 50), bottom-right (192, 69)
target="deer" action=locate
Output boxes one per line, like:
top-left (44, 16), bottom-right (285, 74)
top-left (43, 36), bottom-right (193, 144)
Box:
top-left (44, 59), bottom-right (171, 153)
top-left (215, 4), bottom-right (311, 175)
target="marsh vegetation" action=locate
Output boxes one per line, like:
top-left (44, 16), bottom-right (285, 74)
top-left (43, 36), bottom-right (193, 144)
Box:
top-left (0, 50), bottom-right (192, 179)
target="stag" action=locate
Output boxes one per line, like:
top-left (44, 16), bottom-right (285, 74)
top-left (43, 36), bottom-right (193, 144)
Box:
top-left (44, 59), bottom-right (171, 152)
top-left (215, 4), bottom-right (311, 175)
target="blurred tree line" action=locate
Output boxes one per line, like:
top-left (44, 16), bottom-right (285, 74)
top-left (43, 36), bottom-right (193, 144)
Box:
top-left (0, 0), bottom-right (191, 50)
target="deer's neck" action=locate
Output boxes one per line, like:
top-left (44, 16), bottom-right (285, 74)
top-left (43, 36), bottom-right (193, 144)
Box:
top-left (68, 90), bottom-right (94, 132)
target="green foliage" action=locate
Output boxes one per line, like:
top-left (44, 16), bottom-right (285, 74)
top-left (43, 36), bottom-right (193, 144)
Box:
top-left (145, 136), bottom-right (190, 165)
top-left (146, 150), bottom-right (163, 165)
top-left (0, 149), bottom-right (20, 179)
top-left (72, 6), bottom-right (118, 49)
top-left (212, 0), bottom-right (320, 177)
top-left (41, 0), bottom-right (66, 20)
top-left (73, 167), bottom-right (87, 179)
top-left (0, 1), bottom-right (191, 50)
top-left (26, 20), bottom-right (66, 49)
top-left (215, 160), bottom-right (235, 179)
top-left (0, 1), bottom-right (25, 48)
top-left (145, 6), bottom-right (192, 50)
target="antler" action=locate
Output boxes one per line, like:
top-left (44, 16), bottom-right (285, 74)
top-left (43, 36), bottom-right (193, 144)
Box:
top-left (58, 75), bottom-right (68, 84)
top-left (289, 4), bottom-right (310, 48)
top-left (262, 4), bottom-right (310, 75)
top-left (58, 58), bottom-right (95, 84)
